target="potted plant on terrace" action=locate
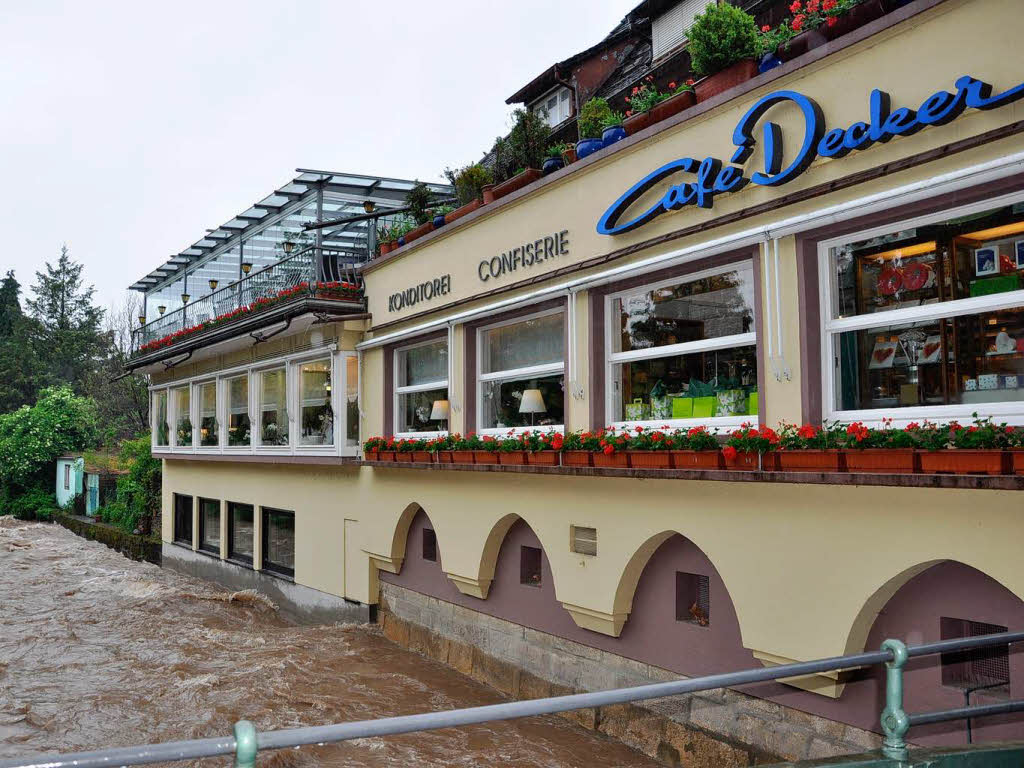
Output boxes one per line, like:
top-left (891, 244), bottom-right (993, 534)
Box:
top-left (669, 425), bottom-right (724, 469)
top-left (914, 415), bottom-right (1010, 475)
top-left (687, 2), bottom-right (760, 103)
top-left (601, 111), bottom-right (627, 148)
top-left (777, 421), bottom-right (845, 472)
top-left (432, 204), bottom-right (454, 229)
top-left (722, 424), bottom-right (779, 471)
top-left (624, 78), bottom-right (697, 135)
top-left (841, 419), bottom-right (917, 474)
top-left (576, 98), bottom-right (613, 160)
top-left (443, 164), bottom-right (492, 223)
top-left (625, 426), bottom-right (673, 469)
top-left (543, 143), bottom-right (570, 176)
top-left (522, 430), bottom-right (562, 465)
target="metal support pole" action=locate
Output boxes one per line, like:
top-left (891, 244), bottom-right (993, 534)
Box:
top-left (880, 638), bottom-right (910, 761)
top-left (233, 720), bottom-right (257, 768)
top-left (315, 183), bottom-right (324, 283)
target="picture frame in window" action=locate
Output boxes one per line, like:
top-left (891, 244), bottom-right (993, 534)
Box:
top-left (975, 247), bottom-right (999, 277)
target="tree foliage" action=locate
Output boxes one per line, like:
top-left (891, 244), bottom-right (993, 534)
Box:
top-left (98, 436), bottom-right (161, 534)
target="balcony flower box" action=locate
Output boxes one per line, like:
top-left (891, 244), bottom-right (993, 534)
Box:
top-left (403, 221), bottom-right (433, 246)
top-left (1012, 448), bottom-right (1024, 475)
top-left (776, 449), bottom-right (845, 473)
top-left (627, 451), bottom-right (672, 469)
top-left (777, 28), bottom-right (827, 63)
top-left (822, 0), bottom-right (886, 41)
top-left (491, 168), bottom-right (542, 201)
top-left (377, 451), bottom-right (397, 462)
top-left (364, 450), bottom-right (379, 462)
top-left (649, 88), bottom-right (696, 124)
top-left (722, 450), bottom-right (761, 471)
top-left (472, 450), bottom-right (499, 465)
top-left (694, 58), bottom-right (758, 103)
top-left (843, 449), bottom-right (917, 475)
top-left (435, 450), bottom-right (454, 464)
top-left (498, 451), bottom-right (527, 465)
top-left (445, 198), bottom-right (482, 224)
top-left (451, 450), bottom-right (475, 464)
top-left (562, 451), bottom-right (592, 467)
top-left (623, 110), bottom-right (652, 136)
top-left (525, 451), bottom-right (560, 466)
top-left (917, 450), bottom-right (1008, 476)
top-left (593, 451), bottom-right (628, 468)
top-left (670, 450), bottom-right (723, 470)
top-left (410, 451), bottom-right (433, 463)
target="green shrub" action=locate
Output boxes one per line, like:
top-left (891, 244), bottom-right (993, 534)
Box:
top-left (578, 98), bottom-right (613, 139)
top-left (444, 164), bottom-right (493, 206)
top-left (406, 181), bottom-right (435, 226)
top-left (4, 486), bottom-right (57, 520)
top-left (687, 2), bottom-right (759, 77)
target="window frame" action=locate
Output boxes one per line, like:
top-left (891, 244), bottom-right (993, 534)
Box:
top-left (197, 497), bottom-right (221, 555)
top-left (295, 356), bottom-right (336, 450)
top-left (172, 492), bottom-right (194, 547)
top-left (169, 384), bottom-right (194, 452)
top-left (151, 388), bottom-right (170, 449)
top-left (393, 336), bottom-right (449, 439)
top-left (530, 85), bottom-right (571, 128)
top-left (222, 373), bottom-right (252, 452)
top-left (476, 307), bottom-right (567, 436)
top-left (604, 261), bottom-right (759, 431)
top-left (260, 507), bottom-right (295, 578)
top-left (227, 501), bottom-right (255, 566)
top-left (818, 189), bottom-right (1024, 427)
top-left (194, 378), bottom-right (219, 451)
top-left (254, 363), bottom-right (292, 453)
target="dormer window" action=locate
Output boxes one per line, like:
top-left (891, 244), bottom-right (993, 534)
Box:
top-left (652, 0), bottom-right (707, 60)
top-left (531, 86), bottom-right (571, 128)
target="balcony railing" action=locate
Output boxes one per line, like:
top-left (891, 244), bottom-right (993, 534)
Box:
top-left (131, 245), bottom-right (365, 356)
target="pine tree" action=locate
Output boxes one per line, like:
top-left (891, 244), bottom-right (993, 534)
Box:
top-left (0, 270), bottom-right (22, 337)
top-left (0, 271), bottom-right (46, 412)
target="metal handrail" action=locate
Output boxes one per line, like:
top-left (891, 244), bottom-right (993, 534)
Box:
top-left (3, 630), bottom-right (1023, 768)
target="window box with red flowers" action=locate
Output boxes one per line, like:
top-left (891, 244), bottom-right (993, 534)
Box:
top-left (841, 420), bottom-right (918, 474)
top-left (625, 426), bottom-right (673, 469)
top-left (756, 0), bottom-right (888, 66)
top-left (314, 281), bottom-right (362, 301)
top-left (491, 168), bottom-right (543, 202)
top-left (560, 431), bottom-right (596, 467)
top-left (777, 422), bottom-right (845, 472)
top-left (669, 426), bottom-right (725, 470)
top-left (428, 434), bottom-right (456, 464)
top-left (459, 433), bottom-right (499, 464)
top-left (496, 434), bottom-right (527, 465)
top-left (523, 430), bottom-right (562, 466)
top-left (363, 436), bottom-right (386, 462)
top-left (914, 417), bottom-right (1011, 476)
top-left (722, 425), bottom-right (779, 471)
top-left (623, 78), bottom-right (696, 136)
top-left (593, 429), bottom-right (629, 468)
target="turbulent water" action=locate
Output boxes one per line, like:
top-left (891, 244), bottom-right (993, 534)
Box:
top-left (0, 519), bottom-right (656, 767)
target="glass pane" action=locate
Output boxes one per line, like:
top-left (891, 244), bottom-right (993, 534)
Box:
top-left (154, 391), bottom-right (169, 446)
top-left (345, 356), bottom-right (359, 447)
top-left (612, 266), bottom-right (755, 354)
top-left (200, 499), bottom-right (220, 551)
top-left (174, 494), bottom-right (192, 544)
top-left (198, 382), bottom-right (217, 447)
top-left (230, 503), bottom-right (254, 561)
top-left (260, 369), bottom-right (288, 446)
top-left (174, 387), bottom-right (191, 446)
top-left (228, 376), bottom-right (250, 447)
top-left (833, 306), bottom-right (1024, 411)
top-left (398, 340), bottom-right (447, 387)
top-left (482, 313), bottom-right (565, 373)
top-left (611, 346), bottom-right (758, 422)
top-left (264, 509), bottom-right (295, 573)
top-left (829, 203), bottom-right (1024, 320)
top-left (300, 360), bottom-right (333, 446)
top-left (398, 387), bottom-right (448, 433)
top-left (481, 373), bottom-right (563, 429)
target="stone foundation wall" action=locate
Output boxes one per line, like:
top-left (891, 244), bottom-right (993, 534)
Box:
top-left (379, 582), bottom-right (883, 767)
top-left (56, 514), bottom-right (162, 565)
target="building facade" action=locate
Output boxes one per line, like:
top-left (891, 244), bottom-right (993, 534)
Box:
top-left (128, 0), bottom-right (1024, 762)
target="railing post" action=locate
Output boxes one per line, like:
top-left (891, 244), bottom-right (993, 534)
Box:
top-left (233, 720), bottom-right (258, 768)
top-left (880, 638), bottom-right (910, 762)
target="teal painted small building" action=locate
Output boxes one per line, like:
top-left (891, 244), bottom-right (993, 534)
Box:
top-left (55, 455), bottom-right (84, 509)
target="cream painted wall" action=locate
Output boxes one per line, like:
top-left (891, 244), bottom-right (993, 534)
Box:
top-left (761, 236), bottom-right (804, 426)
top-left (567, 290), bottom-right (590, 431)
top-left (361, 348), bottom-right (384, 439)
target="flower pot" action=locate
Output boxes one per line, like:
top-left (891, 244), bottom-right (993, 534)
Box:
top-left (627, 451), bottom-right (672, 469)
top-left (445, 198), bottom-right (482, 224)
top-left (542, 156), bottom-right (564, 176)
top-left (758, 53), bottom-right (782, 73)
top-left (562, 451), bottom-right (592, 467)
top-left (364, 450), bottom-right (379, 462)
top-left (473, 450), bottom-right (499, 465)
top-left (575, 138), bottom-right (604, 160)
top-left (649, 89), bottom-right (696, 124)
top-left (436, 451), bottom-right (454, 464)
top-left (602, 124), bottom-right (627, 148)
top-left (777, 450), bottom-right (845, 473)
top-left (451, 450), bottom-right (475, 464)
top-left (481, 184), bottom-right (496, 205)
top-left (723, 450), bottom-right (760, 471)
top-left (404, 221), bottom-right (433, 245)
top-left (561, 146), bottom-right (577, 165)
top-left (410, 451), bottom-right (433, 463)
top-left (432, 214), bottom-right (446, 228)
top-left (623, 111), bottom-right (652, 135)
top-left (397, 236), bottom-right (406, 247)
top-left (526, 451), bottom-right (560, 466)
top-left (917, 450), bottom-right (1009, 476)
top-left (843, 449), bottom-right (917, 474)
top-left (670, 450), bottom-right (724, 470)
top-left (1011, 448), bottom-right (1024, 475)
top-left (492, 168), bottom-right (543, 201)
top-left (377, 451), bottom-right (397, 462)
top-left (593, 451), bottom-right (628, 468)
top-left (379, 241), bottom-right (395, 257)
top-left (694, 58), bottom-right (758, 103)
top-left (823, 0), bottom-right (886, 41)
top-left (498, 451), bottom-right (527, 465)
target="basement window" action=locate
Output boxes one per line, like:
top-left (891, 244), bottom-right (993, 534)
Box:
top-left (571, 526), bottom-right (597, 556)
top-left (940, 617), bottom-right (1010, 694)
top-left (676, 572), bottom-right (710, 627)
top-left (521, 546), bottom-right (542, 587)
top-left (173, 493), bottom-right (193, 546)
top-left (422, 528), bottom-right (437, 562)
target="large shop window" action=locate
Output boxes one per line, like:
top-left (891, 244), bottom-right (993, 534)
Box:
top-left (173, 493), bottom-right (193, 546)
top-left (261, 508), bottom-right (295, 577)
top-left (607, 264), bottom-right (757, 426)
top-left (259, 368), bottom-right (289, 447)
top-left (197, 381), bottom-right (218, 447)
top-left (227, 375), bottom-right (250, 447)
top-left (395, 339), bottom-right (448, 434)
top-left (153, 390), bottom-right (169, 447)
top-left (299, 359), bottom-right (333, 446)
top-left (173, 386), bottom-right (192, 447)
top-left (479, 311), bottom-right (565, 431)
top-left (823, 200), bottom-right (1024, 423)
top-left (228, 502), bottom-right (254, 564)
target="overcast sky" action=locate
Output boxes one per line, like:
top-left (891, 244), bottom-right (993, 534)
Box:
top-left (0, 1), bottom-right (628, 313)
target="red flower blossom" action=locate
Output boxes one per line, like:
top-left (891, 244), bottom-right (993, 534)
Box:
top-left (791, 13), bottom-right (806, 30)
top-left (826, 15), bottom-right (837, 26)
top-left (722, 445), bottom-right (738, 460)
top-left (789, 0), bottom-right (801, 11)
top-left (603, 444), bottom-right (615, 456)
top-left (797, 424), bottom-right (818, 439)
top-left (668, 81), bottom-right (677, 90)
top-left (625, 110), bottom-right (632, 117)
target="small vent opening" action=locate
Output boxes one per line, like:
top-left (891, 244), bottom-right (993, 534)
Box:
top-left (941, 617), bottom-right (1010, 694)
top-left (571, 526), bottom-right (597, 556)
top-left (676, 571), bottom-right (710, 627)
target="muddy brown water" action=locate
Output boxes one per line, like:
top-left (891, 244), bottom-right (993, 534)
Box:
top-left (0, 519), bottom-right (657, 767)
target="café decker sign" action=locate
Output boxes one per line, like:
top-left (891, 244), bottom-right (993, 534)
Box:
top-left (597, 75), bottom-right (1024, 236)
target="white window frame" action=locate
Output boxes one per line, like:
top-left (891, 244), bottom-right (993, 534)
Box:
top-left (294, 356), bottom-right (335, 451)
top-left (605, 261), bottom-right (759, 431)
top-left (476, 308), bottom-right (566, 436)
top-left (222, 372), bottom-right (252, 453)
top-left (530, 85), bottom-right (571, 128)
top-left (819, 188), bottom-right (1024, 428)
top-left (394, 337), bottom-right (449, 439)
top-left (169, 383), bottom-right (194, 453)
top-left (151, 388), bottom-right (170, 450)
top-left (254, 364), bottom-right (291, 454)
top-left (194, 378), bottom-right (219, 452)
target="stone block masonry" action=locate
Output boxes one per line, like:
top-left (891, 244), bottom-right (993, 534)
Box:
top-left (379, 582), bottom-right (883, 767)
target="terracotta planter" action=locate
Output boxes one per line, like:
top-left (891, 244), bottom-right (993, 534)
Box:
top-left (492, 168), bottom-right (542, 201)
top-left (723, 450), bottom-right (760, 471)
top-left (777, 28), bottom-right (827, 62)
top-left (526, 451), bottom-right (560, 466)
top-left (623, 110), bottom-right (652, 135)
top-left (377, 451), bottom-right (396, 462)
top-left (481, 184), bottom-right (496, 204)
top-left (694, 59), bottom-right (758, 103)
top-left (410, 451), bottom-right (433, 463)
top-left (823, 0), bottom-right (886, 41)
top-left (593, 451), bottom-right (629, 468)
top-left (451, 450), bottom-right (475, 464)
top-left (378, 241), bottom-right (395, 257)
top-left (445, 198), bottom-right (482, 224)
top-left (649, 89), bottom-right (696, 124)
top-left (670, 450), bottom-right (724, 470)
top-left (917, 450), bottom-right (1009, 476)
top-left (843, 449), bottom-right (917, 475)
top-left (627, 451), bottom-right (672, 469)
top-left (436, 451), bottom-right (454, 464)
top-left (561, 146), bottom-right (577, 165)
top-left (404, 221), bottom-right (433, 245)
top-left (498, 451), bottom-right (527, 465)
top-left (1011, 448), bottom-right (1024, 475)
top-left (364, 450), bottom-right (379, 462)
top-left (562, 451), bottom-right (592, 467)
top-left (776, 450), bottom-right (845, 473)
top-left (473, 450), bottom-right (499, 465)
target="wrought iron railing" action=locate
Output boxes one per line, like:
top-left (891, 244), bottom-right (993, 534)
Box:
top-left (131, 246), bottom-right (365, 355)
top-left (2, 631), bottom-right (1023, 768)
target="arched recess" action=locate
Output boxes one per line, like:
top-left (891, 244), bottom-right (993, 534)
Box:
top-left (453, 512), bottom-right (522, 599)
top-left (367, 501), bottom-right (423, 576)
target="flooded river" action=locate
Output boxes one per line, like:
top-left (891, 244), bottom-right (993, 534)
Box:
top-left (0, 518), bottom-right (656, 767)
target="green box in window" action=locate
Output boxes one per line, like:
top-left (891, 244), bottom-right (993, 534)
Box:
top-left (747, 391), bottom-right (759, 415)
top-left (970, 274), bottom-right (1020, 297)
top-left (671, 397), bottom-right (694, 418)
top-left (624, 398), bottom-right (649, 421)
top-left (692, 396), bottom-right (717, 418)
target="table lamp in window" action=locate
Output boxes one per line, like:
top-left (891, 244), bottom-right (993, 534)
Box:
top-left (519, 389), bottom-right (546, 427)
top-left (430, 399), bottom-right (450, 432)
